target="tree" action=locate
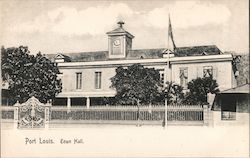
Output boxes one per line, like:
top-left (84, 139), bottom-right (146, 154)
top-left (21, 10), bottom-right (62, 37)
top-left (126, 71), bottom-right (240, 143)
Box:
top-left (1, 46), bottom-right (62, 104)
top-left (233, 54), bottom-right (249, 85)
top-left (110, 64), bottom-right (161, 106)
top-left (183, 77), bottom-right (219, 104)
top-left (163, 81), bottom-right (184, 104)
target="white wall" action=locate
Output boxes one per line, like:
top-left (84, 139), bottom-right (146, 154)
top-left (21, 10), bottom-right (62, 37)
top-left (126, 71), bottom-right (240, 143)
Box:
top-left (212, 111), bottom-right (249, 126)
top-left (171, 61), bottom-right (234, 91)
top-left (57, 55), bottom-right (235, 98)
top-left (59, 67), bottom-right (117, 97)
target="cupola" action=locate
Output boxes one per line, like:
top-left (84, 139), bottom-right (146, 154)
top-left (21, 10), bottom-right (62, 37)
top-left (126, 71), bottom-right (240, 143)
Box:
top-left (106, 21), bottom-right (134, 59)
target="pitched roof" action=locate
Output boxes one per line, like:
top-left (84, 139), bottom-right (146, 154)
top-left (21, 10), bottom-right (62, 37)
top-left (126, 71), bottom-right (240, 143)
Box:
top-left (54, 54), bottom-right (71, 62)
top-left (175, 45), bottom-right (222, 57)
top-left (106, 27), bottom-right (134, 38)
top-left (127, 48), bottom-right (165, 59)
top-left (45, 51), bottom-right (109, 62)
top-left (220, 83), bottom-right (249, 94)
top-left (45, 49), bottom-right (164, 62)
top-left (106, 27), bottom-right (127, 33)
top-left (45, 45), bottom-right (222, 62)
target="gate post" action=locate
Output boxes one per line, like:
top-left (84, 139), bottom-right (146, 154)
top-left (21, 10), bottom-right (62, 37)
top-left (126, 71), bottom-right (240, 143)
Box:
top-left (203, 104), bottom-right (209, 126)
top-left (163, 98), bottom-right (168, 127)
top-left (44, 102), bottom-right (52, 129)
top-left (13, 101), bottom-right (21, 129)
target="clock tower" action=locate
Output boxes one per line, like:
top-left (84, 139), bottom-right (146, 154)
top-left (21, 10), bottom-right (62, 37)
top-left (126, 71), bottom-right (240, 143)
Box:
top-left (106, 21), bottom-right (134, 59)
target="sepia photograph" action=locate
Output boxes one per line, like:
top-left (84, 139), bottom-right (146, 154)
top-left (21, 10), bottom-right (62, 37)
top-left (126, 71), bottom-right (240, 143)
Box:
top-left (0, 0), bottom-right (249, 157)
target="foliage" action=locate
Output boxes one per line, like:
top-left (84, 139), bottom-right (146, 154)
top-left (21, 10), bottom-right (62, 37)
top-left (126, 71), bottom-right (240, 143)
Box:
top-left (163, 81), bottom-right (184, 104)
top-left (235, 54), bottom-right (249, 85)
top-left (183, 77), bottom-right (219, 104)
top-left (110, 64), bottom-right (161, 106)
top-left (1, 46), bottom-right (62, 104)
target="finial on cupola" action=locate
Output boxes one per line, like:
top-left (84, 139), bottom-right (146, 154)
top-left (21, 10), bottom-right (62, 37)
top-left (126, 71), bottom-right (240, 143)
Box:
top-left (117, 21), bottom-right (125, 28)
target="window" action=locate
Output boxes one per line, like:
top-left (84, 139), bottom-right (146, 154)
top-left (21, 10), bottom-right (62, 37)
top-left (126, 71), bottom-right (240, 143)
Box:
top-left (76, 73), bottom-right (82, 89)
top-left (95, 72), bottom-right (102, 89)
top-left (203, 66), bottom-right (213, 77)
top-left (221, 97), bottom-right (236, 120)
top-left (221, 111), bottom-right (236, 120)
top-left (180, 67), bottom-right (188, 88)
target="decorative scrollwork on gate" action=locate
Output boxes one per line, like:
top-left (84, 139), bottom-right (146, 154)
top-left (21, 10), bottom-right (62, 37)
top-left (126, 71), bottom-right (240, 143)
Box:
top-left (14, 97), bottom-right (51, 129)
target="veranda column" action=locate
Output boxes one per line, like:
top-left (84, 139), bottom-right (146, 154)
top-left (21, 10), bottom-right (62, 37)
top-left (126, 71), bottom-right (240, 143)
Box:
top-left (67, 97), bottom-right (71, 108)
top-left (67, 97), bottom-right (71, 113)
top-left (86, 97), bottom-right (90, 109)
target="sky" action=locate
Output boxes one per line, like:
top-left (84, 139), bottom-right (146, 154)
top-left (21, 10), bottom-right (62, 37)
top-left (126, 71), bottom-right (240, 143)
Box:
top-left (0, 0), bottom-right (249, 54)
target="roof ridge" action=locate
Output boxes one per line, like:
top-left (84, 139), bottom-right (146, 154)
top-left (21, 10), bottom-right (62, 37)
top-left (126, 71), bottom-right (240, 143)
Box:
top-left (49, 45), bottom-right (220, 55)
top-left (59, 50), bottom-right (108, 55)
top-left (176, 45), bottom-right (217, 48)
top-left (129, 48), bottom-right (166, 51)
top-left (63, 48), bottom-right (165, 54)
top-left (106, 27), bottom-right (127, 33)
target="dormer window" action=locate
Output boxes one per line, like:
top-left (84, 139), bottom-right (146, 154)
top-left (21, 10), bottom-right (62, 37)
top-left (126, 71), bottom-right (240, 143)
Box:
top-left (202, 51), bottom-right (207, 55)
top-left (54, 53), bottom-right (71, 63)
top-left (162, 49), bottom-right (175, 58)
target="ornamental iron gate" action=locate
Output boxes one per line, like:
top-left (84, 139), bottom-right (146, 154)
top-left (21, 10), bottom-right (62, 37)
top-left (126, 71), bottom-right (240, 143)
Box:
top-left (14, 97), bottom-right (51, 129)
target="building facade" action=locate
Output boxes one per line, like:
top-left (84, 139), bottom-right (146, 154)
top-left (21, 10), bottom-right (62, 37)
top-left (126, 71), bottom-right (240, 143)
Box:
top-left (212, 83), bottom-right (249, 126)
top-left (46, 22), bottom-right (237, 107)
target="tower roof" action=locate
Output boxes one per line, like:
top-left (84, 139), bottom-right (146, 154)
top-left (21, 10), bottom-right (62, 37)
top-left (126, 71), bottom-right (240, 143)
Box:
top-left (106, 21), bottom-right (134, 38)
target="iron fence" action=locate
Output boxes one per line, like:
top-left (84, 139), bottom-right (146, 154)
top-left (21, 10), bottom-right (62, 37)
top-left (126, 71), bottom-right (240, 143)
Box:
top-left (1, 106), bottom-right (14, 119)
top-left (51, 105), bottom-right (204, 122)
top-left (1, 105), bottom-right (206, 125)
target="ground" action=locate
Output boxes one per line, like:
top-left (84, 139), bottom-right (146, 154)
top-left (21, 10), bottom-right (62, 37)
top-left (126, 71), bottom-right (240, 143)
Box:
top-left (1, 124), bottom-right (249, 158)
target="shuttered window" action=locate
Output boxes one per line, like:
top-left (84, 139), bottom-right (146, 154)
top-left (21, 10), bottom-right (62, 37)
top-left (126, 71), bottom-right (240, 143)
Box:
top-left (95, 72), bottom-right (102, 89)
top-left (180, 67), bottom-right (188, 88)
top-left (203, 66), bottom-right (217, 80)
top-left (203, 66), bottom-right (213, 77)
top-left (76, 72), bottom-right (82, 89)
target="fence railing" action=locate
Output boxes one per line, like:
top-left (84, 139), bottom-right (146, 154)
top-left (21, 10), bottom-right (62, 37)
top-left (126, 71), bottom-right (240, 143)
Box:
top-left (167, 105), bottom-right (204, 121)
top-left (1, 106), bottom-right (15, 120)
top-left (51, 106), bottom-right (164, 121)
top-left (1, 105), bottom-right (206, 125)
top-left (50, 105), bottom-right (204, 122)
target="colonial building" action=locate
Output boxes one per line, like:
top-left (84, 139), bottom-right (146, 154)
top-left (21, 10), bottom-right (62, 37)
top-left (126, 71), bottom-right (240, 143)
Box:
top-left (46, 21), bottom-right (237, 108)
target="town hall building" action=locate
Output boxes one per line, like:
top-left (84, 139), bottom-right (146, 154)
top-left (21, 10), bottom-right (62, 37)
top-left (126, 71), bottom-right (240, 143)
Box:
top-left (46, 21), bottom-right (238, 108)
